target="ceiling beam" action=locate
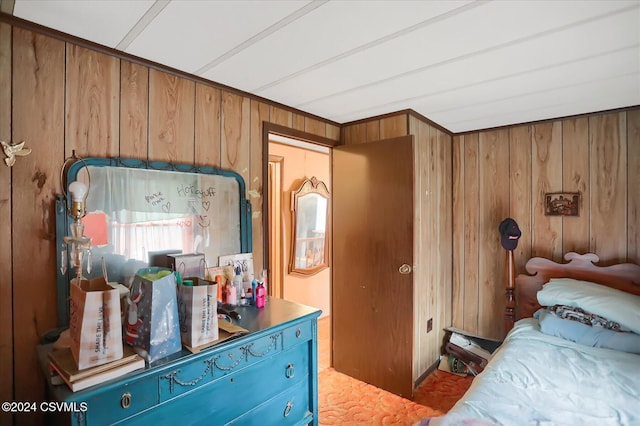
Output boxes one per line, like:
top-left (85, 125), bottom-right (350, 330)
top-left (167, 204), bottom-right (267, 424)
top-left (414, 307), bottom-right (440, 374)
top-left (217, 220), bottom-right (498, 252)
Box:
top-left (116, 0), bottom-right (170, 50)
top-left (193, 0), bottom-right (328, 76)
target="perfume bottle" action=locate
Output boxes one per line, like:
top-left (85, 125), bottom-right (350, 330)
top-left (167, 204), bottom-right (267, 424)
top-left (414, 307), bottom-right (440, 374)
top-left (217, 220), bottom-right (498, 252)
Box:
top-left (251, 278), bottom-right (257, 306)
top-left (226, 281), bottom-right (237, 305)
top-left (232, 266), bottom-right (243, 306)
top-left (255, 280), bottom-right (266, 309)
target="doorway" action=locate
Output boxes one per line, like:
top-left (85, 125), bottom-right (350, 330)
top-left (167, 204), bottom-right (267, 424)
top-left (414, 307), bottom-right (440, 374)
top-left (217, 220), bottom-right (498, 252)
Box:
top-left (265, 129), bottom-right (333, 370)
top-left (266, 131), bottom-right (332, 317)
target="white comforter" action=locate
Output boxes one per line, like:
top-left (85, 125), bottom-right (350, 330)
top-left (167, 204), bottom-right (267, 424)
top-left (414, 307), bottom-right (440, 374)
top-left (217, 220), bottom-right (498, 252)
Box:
top-left (435, 319), bottom-right (640, 426)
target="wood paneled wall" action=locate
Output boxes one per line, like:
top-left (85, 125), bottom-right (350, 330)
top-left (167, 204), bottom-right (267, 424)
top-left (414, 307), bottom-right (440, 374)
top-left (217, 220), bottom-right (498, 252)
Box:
top-left (409, 115), bottom-right (453, 383)
top-left (453, 109), bottom-right (640, 340)
top-left (0, 21), bottom-right (13, 426)
top-left (342, 112), bottom-right (453, 384)
top-left (341, 112), bottom-right (408, 144)
top-left (0, 23), bottom-right (339, 425)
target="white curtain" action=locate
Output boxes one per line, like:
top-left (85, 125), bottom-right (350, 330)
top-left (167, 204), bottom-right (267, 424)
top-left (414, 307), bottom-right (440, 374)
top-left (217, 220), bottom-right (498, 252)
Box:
top-left (110, 217), bottom-right (195, 262)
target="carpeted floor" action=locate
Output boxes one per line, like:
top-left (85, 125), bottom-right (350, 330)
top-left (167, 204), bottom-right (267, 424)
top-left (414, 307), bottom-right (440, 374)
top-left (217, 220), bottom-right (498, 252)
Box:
top-left (317, 317), bottom-right (474, 425)
top-left (318, 368), bottom-right (473, 425)
top-left (413, 369), bottom-right (474, 413)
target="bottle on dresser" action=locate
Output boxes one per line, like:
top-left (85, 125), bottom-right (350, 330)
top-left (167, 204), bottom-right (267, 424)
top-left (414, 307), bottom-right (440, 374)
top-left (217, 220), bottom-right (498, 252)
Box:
top-left (226, 278), bottom-right (237, 306)
top-left (255, 280), bottom-right (266, 308)
top-left (232, 266), bottom-right (243, 306)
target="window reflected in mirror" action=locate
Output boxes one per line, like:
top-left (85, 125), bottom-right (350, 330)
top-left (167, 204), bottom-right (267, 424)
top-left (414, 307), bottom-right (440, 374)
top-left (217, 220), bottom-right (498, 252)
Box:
top-left (290, 177), bottom-right (330, 275)
top-left (70, 163), bottom-right (243, 285)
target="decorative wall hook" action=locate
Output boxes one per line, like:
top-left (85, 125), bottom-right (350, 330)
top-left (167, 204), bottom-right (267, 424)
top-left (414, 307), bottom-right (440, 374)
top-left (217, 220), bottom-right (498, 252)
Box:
top-left (0, 140), bottom-right (32, 167)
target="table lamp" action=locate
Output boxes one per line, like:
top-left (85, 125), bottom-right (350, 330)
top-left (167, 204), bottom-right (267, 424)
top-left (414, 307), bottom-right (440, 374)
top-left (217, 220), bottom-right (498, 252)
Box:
top-left (62, 180), bottom-right (92, 281)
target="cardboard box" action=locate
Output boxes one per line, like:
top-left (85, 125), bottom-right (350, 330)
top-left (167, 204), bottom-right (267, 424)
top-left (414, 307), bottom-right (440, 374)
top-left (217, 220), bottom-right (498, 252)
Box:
top-left (167, 253), bottom-right (206, 279)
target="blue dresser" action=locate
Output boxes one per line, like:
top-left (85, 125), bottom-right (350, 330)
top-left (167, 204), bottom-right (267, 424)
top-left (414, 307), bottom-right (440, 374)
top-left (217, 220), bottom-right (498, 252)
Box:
top-left (44, 298), bottom-right (321, 425)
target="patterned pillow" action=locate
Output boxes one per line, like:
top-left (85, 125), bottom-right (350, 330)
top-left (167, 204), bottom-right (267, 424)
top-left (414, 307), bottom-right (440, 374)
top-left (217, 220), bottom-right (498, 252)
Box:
top-left (535, 308), bottom-right (640, 354)
top-left (547, 305), bottom-right (628, 331)
top-left (537, 278), bottom-right (640, 334)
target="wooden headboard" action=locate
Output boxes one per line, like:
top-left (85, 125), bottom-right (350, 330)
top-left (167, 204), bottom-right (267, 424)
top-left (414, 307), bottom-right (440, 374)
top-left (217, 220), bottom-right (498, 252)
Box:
top-left (505, 252), bottom-right (640, 332)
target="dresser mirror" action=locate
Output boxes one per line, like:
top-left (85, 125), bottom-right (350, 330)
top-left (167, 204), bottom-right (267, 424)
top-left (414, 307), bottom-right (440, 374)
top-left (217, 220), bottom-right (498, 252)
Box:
top-left (56, 157), bottom-right (252, 327)
top-left (289, 176), bottom-right (329, 276)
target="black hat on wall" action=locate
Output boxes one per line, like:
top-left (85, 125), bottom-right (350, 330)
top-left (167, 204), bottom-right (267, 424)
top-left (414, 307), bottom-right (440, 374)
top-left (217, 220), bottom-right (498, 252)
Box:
top-left (499, 218), bottom-right (521, 251)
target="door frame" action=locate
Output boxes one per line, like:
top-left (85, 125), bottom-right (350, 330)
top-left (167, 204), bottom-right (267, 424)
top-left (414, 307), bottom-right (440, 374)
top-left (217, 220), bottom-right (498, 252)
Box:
top-left (261, 123), bottom-right (339, 290)
top-left (268, 154), bottom-right (284, 299)
top-left (261, 123), bottom-right (339, 368)
top-left (262, 121), bottom-right (340, 288)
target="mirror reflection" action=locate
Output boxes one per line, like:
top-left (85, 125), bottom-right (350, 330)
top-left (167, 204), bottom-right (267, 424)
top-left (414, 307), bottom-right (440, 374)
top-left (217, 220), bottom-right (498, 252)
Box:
top-left (66, 161), bottom-right (246, 286)
top-left (290, 177), bottom-right (330, 275)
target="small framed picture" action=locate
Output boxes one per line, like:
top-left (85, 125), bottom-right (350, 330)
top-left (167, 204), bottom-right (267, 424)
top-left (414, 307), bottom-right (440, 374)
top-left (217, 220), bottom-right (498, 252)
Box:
top-left (545, 192), bottom-right (580, 216)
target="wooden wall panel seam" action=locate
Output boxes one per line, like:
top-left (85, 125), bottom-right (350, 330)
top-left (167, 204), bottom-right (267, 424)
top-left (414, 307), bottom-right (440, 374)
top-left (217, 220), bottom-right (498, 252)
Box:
top-left (0, 20), bottom-right (14, 417)
top-left (627, 111), bottom-right (640, 264)
top-left (146, 62), bottom-right (150, 160)
top-left (560, 121), bottom-right (564, 255)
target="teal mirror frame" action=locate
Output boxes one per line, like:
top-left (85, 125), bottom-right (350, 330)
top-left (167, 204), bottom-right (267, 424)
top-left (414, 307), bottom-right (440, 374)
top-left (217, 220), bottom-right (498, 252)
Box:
top-left (55, 157), bottom-right (252, 328)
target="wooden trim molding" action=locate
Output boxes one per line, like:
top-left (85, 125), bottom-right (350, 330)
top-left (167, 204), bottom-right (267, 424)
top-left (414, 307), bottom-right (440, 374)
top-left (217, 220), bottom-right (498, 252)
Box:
top-left (3, 12), bottom-right (638, 139)
top-left (341, 109), bottom-right (412, 127)
top-left (0, 0), bottom-right (15, 14)
top-left (264, 122), bottom-right (341, 148)
top-left (0, 12), bottom-right (341, 128)
top-left (455, 105), bottom-right (640, 136)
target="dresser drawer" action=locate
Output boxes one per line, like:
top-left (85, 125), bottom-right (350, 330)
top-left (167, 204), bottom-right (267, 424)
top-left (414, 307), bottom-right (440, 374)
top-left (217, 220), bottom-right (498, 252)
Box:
top-left (159, 330), bottom-right (283, 401)
top-left (210, 344), bottom-right (309, 423)
top-left (282, 320), bottom-right (313, 350)
top-left (122, 344), bottom-right (310, 425)
top-left (83, 376), bottom-right (158, 425)
top-left (229, 377), bottom-right (312, 426)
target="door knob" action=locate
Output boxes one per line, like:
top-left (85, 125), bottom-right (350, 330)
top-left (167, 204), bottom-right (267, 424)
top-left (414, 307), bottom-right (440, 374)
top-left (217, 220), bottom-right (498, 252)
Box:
top-left (398, 264), bottom-right (412, 274)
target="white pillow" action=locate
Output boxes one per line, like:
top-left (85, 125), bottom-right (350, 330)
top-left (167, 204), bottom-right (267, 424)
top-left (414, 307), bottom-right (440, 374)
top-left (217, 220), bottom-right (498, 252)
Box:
top-left (537, 278), bottom-right (640, 334)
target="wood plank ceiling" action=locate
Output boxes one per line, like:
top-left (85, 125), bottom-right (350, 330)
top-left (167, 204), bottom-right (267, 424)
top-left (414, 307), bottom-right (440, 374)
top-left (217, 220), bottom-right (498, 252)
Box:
top-left (10, 0), bottom-right (640, 133)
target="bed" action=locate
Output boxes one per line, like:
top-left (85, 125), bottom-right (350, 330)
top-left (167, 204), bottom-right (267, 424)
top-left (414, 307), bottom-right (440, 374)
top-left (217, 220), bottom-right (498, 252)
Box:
top-left (423, 252), bottom-right (640, 426)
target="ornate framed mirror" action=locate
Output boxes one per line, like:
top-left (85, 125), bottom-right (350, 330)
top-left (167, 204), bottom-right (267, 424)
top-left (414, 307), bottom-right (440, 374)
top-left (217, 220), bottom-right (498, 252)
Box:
top-left (289, 176), bottom-right (330, 276)
top-left (55, 157), bottom-right (252, 327)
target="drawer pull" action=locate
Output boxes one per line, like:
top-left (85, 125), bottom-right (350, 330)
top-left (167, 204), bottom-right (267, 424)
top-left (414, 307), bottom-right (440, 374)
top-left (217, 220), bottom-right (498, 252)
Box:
top-left (283, 400), bottom-right (293, 417)
top-left (285, 363), bottom-right (295, 378)
top-left (295, 328), bottom-right (301, 338)
top-left (120, 392), bottom-right (132, 409)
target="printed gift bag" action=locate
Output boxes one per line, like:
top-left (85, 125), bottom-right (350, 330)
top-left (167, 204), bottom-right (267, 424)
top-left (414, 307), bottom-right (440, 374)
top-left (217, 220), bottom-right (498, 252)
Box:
top-left (69, 277), bottom-right (123, 370)
top-left (178, 277), bottom-right (219, 348)
top-left (125, 267), bottom-right (182, 363)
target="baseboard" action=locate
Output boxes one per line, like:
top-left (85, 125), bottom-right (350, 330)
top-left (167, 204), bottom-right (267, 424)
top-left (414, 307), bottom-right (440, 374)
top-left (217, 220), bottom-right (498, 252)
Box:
top-left (414, 358), bottom-right (439, 388)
